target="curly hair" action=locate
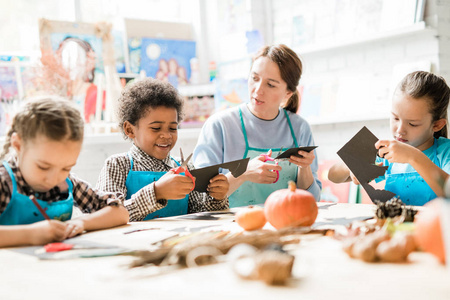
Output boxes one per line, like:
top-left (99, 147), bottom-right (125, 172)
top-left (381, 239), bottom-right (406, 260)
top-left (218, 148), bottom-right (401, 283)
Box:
top-left (117, 78), bottom-right (184, 140)
top-left (0, 96), bottom-right (84, 160)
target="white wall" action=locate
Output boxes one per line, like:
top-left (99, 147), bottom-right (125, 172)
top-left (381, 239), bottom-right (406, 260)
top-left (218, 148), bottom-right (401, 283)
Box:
top-left (270, 0), bottom-right (447, 163)
top-left (73, 0), bottom-right (450, 187)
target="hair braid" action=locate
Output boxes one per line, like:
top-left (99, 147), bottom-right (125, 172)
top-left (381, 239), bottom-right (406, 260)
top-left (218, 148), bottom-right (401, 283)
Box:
top-left (0, 97), bottom-right (84, 160)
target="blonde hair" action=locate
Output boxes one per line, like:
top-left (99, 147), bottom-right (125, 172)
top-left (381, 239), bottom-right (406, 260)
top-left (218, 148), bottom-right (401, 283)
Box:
top-left (0, 97), bottom-right (84, 159)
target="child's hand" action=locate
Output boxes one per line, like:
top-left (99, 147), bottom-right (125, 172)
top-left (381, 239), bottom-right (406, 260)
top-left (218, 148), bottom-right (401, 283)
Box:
top-left (349, 172), bottom-right (360, 185)
top-left (65, 219), bottom-right (85, 238)
top-left (376, 139), bottom-right (418, 164)
top-left (29, 220), bottom-right (68, 245)
top-left (207, 174), bottom-right (229, 200)
top-left (245, 153), bottom-right (282, 184)
top-left (154, 171), bottom-right (195, 200)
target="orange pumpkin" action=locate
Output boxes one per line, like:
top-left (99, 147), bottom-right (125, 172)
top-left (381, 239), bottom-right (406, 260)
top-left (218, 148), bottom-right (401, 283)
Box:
top-left (264, 181), bottom-right (318, 229)
top-left (414, 199), bottom-right (446, 264)
top-left (235, 205), bottom-right (267, 231)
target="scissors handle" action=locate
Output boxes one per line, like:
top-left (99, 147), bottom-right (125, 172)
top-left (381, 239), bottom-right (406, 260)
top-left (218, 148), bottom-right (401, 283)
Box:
top-left (259, 154), bottom-right (279, 183)
top-left (260, 154), bottom-right (275, 162)
top-left (171, 166), bottom-right (195, 191)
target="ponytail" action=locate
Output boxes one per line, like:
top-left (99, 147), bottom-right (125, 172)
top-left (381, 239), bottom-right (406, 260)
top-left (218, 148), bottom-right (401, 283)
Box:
top-left (283, 91), bottom-right (299, 114)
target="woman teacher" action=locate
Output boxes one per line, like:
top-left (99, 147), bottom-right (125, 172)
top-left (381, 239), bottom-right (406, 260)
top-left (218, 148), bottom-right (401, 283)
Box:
top-left (193, 44), bottom-right (321, 207)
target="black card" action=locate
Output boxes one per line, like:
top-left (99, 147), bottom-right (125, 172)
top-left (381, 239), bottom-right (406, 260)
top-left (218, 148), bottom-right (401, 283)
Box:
top-left (275, 146), bottom-right (318, 160)
top-left (337, 126), bottom-right (396, 203)
top-left (190, 158), bottom-right (250, 193)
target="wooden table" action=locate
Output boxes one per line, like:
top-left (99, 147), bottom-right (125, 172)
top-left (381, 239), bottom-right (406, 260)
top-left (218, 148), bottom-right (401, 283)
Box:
top-left (1, 203), bottom-right (449, 300)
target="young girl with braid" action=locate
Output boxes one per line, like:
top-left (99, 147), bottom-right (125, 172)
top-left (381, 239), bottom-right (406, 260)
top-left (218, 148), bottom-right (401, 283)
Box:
top-left (0, 97), bottom-right (129, 247)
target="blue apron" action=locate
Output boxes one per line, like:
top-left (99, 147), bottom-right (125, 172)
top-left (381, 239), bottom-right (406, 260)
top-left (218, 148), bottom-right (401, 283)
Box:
top-left (0, 161), bottom-right (74, 225)
top-left (384, 139), bottom-right (439, 206)
top-left (125, 153), bottom-right (189, 220)
top-left (228, 108), bottom-right (299, 207)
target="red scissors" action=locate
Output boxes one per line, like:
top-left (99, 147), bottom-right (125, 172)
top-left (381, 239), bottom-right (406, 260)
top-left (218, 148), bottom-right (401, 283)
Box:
top-left (171, 148), bottom-right (195, 191)
top-left (259, 150), bottom-right (280, 183)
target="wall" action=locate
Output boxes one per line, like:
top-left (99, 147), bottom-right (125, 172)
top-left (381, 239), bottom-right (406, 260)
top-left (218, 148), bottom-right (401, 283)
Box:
top-left (270, 0), bottom-right (447, 164)
top-left (73, 0), bottom-right (450, 189)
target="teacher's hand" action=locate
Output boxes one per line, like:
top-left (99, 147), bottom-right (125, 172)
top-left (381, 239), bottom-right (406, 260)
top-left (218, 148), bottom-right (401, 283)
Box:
top-left (288, 149), bottom-right (315, 168)
top-left (245, 154), bottom-right (282, 184)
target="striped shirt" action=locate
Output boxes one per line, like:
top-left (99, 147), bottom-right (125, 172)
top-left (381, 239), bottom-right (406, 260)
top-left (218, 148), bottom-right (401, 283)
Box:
top-left (96, 144), bottom-right (228, 222)
top-left (0, 157), bottom-right (123, 216)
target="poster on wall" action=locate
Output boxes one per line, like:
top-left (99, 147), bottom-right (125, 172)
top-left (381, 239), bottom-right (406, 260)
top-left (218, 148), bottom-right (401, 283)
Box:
top-left (139, 38), bottom-right (196, 88)
top-left (49, 28), bottom-right (127, 74)
top-left (0, 64), bottom-right (19, 136)
top-left (50, 33), bottom-right (104, 73)
top-left (214, 78), bottom-right (248, 112)
top-left (128, 37), bottom-right (142, 74)
top-left (112, 30), bottom-right (126, 73)
top-left (0, 66), bottom-right (18, 101)
top-left (0, 56), bottom-right (32, 135)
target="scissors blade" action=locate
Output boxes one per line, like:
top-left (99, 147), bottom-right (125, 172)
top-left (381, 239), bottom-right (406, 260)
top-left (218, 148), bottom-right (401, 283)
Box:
top-left (278, 147), bottom-right (283, 156)
top-left (180, 148), bottom-right (185, 163)
top-left (180, 153), bottom-right (193, 168)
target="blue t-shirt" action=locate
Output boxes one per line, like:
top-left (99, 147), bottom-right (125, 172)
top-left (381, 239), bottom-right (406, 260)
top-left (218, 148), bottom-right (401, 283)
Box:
top-left (193, 104), bottom-right (322, 200)
top-left (376, 137), bottom-right (450, 180)
top-left (375, 137), bottom-right (450, 205)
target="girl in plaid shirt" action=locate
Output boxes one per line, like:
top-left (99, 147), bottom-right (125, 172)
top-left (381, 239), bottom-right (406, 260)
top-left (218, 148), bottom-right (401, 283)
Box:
top-left (96, 78), bottom-right (229, 221)
top-left (0, 98), bottom-right (129, 247)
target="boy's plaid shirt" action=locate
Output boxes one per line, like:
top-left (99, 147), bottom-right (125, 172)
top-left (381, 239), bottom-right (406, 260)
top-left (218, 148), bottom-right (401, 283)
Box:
top-left (96, 144), bottom-right (228, 222)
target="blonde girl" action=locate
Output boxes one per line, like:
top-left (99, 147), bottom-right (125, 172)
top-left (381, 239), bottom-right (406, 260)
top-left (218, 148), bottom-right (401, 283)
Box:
top-left (0, 97), bottom-right (128, 247)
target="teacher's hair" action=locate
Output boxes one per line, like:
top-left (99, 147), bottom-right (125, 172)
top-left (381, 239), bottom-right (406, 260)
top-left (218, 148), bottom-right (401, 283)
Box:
top-left (252, 44), bottom-right (302, 113)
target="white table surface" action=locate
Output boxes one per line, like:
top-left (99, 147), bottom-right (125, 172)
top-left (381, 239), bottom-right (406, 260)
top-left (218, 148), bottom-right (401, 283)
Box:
top-left (1, 203), bottom-right (448, 300)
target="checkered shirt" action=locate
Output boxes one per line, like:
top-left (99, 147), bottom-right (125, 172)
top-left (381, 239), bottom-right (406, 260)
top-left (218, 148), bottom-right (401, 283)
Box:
top-left (0, 157), bottom-right (123, 216)
top-left (96, 144), bottom-right (229, 222)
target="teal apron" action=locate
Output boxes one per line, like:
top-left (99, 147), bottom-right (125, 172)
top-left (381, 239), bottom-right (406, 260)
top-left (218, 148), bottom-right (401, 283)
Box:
top-left (384, 139), bottom-right (439, 206)
top-left (125, 153), bottom-right (189, 220)
top-left (0, 161), bottom-right (74, 225)
top-left (228, 108), bottom-right (299, 207)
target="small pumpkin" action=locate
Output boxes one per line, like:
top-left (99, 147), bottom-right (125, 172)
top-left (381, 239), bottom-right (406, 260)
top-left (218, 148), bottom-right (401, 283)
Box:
top-left (264, 181), bottom-right (318, 229)
top-left (414, 199), bottom-right (446, 264)
top-left (235, 205), bottom-right (267, 231)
